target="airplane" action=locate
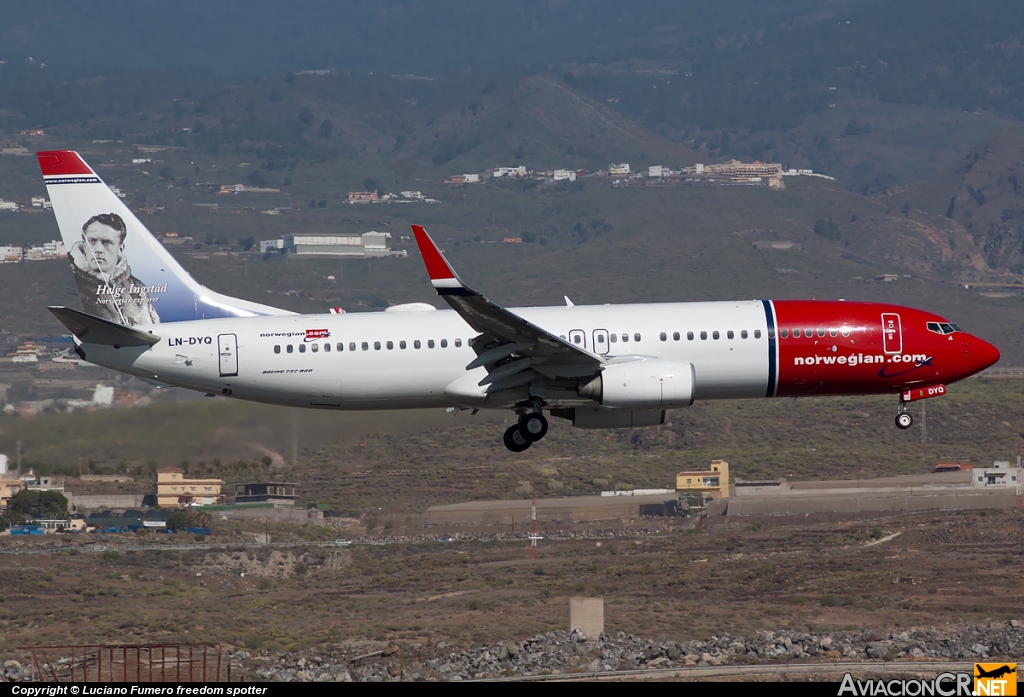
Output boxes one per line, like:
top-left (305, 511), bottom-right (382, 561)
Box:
top-left (975, 665), bottom-right (1017, 680)
top-left (37, 150), bottom-right (1001, 452)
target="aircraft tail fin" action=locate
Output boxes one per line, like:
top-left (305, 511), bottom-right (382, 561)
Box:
top-left (37, 150), bottom-right (295, 326)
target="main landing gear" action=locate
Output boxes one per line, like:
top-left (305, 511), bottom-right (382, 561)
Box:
top-left (895, 400), bottom-right (913, 430)
top-left (503, 411), bottom-right (549, 452)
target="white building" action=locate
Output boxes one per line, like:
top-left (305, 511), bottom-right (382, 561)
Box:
top-left (92, 385), bottom-right (115, 406)
top-left (361, 231), bottom-right (392, 256)
top-left (493, 166), bottom-right (527, 178)
top-left (259, 239), bottom-right (286, 254)
top-left (0, 246), bottom-right (23, 263)
top-left (972, 461), bottom-right (1020, 488)
top-left (24, 240), bottom-right (66, 261)
top-left (648, 165), bottom-right (664, 178)
top-left (109, 187), bottom-right (126, 199)
top-left (401, 190), bottom-right (425, 200)
top-left (552, 169), bottom-right (576, 182)
top-left (608, 163), bottom-right (630, 176)
top-left (0, 200), bottom-right (19, 211)
top-left (132, 158), bottom-right (152, 164)
top-left (287, 235), bottom-right (364, 256)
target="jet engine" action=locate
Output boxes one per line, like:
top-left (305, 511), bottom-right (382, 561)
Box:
top-left (578, 358), bottom-right (695, 409)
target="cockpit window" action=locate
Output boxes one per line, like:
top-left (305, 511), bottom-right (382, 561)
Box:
top-left (926, 321), bottom-right (960, 335)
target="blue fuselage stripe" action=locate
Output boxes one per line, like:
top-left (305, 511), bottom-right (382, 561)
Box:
top-left (762, 299), bottom-right (777, 398)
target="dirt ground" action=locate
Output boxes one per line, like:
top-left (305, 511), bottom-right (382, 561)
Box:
top-left (1, 507), bottom-right (1022, 658)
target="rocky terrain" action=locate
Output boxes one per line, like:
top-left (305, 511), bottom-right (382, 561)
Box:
top-left (10, 622), bottom-right (1018, 682)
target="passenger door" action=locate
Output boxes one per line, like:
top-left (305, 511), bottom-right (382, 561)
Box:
top-left (592, 329), bottom-right (610, 355)
top-left (217, 334), bottom-right (238, 377)
top-left (881, 313), bottom-right (902, 354)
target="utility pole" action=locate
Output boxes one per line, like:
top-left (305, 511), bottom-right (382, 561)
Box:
top-left (1016, 442), bottom-right (1022, 514)
top-left (528, 490), bottom-right (542, 559)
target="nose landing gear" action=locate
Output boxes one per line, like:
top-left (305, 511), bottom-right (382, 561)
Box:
top-left (895, 400), bottom-right (913, 430)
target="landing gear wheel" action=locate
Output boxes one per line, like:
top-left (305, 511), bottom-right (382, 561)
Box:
top-left (503, 424), bottom-right (532, 452)
top-left (895, 412), bottom-right (913, 430)
top-left (519, 413), bottom-right (548, 442)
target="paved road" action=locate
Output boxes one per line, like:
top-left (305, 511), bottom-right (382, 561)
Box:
top-left (472, 660), bottom-right (977, 682)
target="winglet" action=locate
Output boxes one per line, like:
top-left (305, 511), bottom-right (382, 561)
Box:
top-left (411, 225), bottom-right (470, 295)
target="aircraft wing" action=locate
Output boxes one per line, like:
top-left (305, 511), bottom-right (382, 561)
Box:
top-left (412, 225), bottom-right (602, 389)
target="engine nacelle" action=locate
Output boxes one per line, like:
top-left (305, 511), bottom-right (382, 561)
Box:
top-left (578, 358), bottom-right (695, 409)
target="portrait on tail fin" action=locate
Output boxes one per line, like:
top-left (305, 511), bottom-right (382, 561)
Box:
top-left (68, 212), bottom-right (162, 326)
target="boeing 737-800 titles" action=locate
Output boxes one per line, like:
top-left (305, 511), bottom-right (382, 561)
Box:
top-left (37, 151), bottom-right (1000, 451)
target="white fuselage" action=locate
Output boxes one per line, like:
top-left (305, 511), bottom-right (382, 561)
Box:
top-left (80, 300), bottom-right (774, 409)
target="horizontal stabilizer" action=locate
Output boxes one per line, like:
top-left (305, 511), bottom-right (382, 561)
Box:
top-left (48, 306), bottom-right (161, 347)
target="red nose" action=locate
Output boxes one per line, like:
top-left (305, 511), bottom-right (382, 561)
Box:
top-left (970, 336), bottom-right (1000, 373)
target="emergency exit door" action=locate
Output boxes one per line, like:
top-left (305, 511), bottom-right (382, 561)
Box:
top-left (881, 313), bottom-right (902, 354)
top-left (217, 334), bottom-right (238, 377)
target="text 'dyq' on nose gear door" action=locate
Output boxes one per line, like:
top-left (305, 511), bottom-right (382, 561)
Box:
top-left (217, 333), bottom-right (238, 377)
top-left (881, 313), bottom-right (902, 355)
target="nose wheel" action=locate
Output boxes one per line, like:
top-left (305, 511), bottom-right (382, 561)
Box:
top-left (895, 400), bottom-right (913, 430)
